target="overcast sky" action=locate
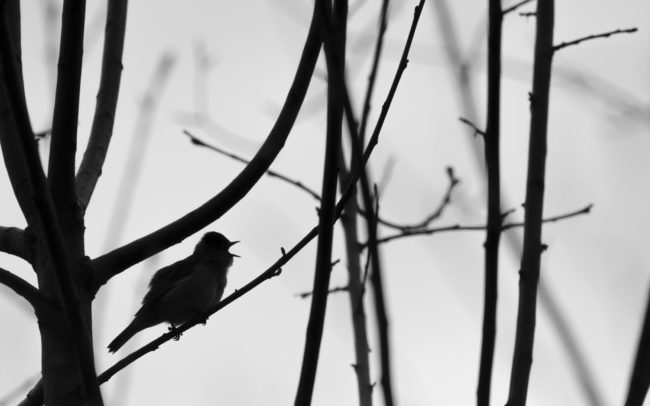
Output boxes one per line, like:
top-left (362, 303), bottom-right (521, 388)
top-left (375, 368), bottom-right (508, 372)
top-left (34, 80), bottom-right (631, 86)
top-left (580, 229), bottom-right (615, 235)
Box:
top-left (1, 1), bottom-right (649, 405)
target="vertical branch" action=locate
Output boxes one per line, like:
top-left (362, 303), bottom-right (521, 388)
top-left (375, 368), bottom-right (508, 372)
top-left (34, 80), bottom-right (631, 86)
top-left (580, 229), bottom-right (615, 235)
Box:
top-left (357, 0), bottom-right (389, 145)
top-left (47, 0), bottom-right (86, 230)
top-left (338, 144), bottom-right (373, 406)
top-left (477, 0), bottom-right (502, 405)
top-left (294, 1), bottom-right (347, 405)
top-left (506, 0), bottom-right (554, 405)
top-left (624, 283), bottom-right (650, 406)
top-left (76, 0), bottom-right (129, 212)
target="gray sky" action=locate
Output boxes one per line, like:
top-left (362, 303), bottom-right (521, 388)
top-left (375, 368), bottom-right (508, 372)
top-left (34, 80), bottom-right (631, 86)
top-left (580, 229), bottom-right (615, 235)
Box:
top-left (1, 0), bottom-right (649, 405)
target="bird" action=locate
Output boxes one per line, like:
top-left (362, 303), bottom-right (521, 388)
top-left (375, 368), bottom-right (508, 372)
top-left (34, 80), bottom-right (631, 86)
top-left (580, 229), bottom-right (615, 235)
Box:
top-left (108, 231), bottom-right (239, 353)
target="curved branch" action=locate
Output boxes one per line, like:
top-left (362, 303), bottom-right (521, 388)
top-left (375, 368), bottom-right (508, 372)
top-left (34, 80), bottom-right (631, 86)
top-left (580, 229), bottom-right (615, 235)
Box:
top-left (76, 0), bottom-right (129, 212)
top-left (91, 2), bottom-right (324, 290)
top-left (0, 266), bottom-right (49, 313)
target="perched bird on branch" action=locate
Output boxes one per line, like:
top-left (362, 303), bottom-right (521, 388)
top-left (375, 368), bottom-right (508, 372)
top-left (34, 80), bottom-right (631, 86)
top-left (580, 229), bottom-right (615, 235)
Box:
top-left (108, 232), bottom-right (239, 353)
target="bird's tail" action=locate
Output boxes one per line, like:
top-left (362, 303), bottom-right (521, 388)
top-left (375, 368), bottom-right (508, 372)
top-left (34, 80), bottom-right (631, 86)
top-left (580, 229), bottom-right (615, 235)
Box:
top-left (108, 319), bottom-right (142, 353)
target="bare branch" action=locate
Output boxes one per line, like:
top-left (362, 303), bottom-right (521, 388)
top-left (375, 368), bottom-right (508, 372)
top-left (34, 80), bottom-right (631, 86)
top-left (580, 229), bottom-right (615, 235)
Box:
top-left (373, 167), bottom-right (459, 231)
top-left (459, 116), bottom-right (486, 137)
top-left (506, 0), bottom-right (554, 402)
top-left (76, 0), bottom-right (129, 212)
top-left (502, 0), bottom-right (534, 16)
top-left (183, 130), bottom-right (322, 201)
top-left (372, 204), bottom-right (592, 246)
top-left (47, 0), bottom-right (86, 220)
top-left (357, 0), bottom-right (390, 146)
top-left (295, 284), bottom-right (349, 299)
top-left (0, 266), bottom-right (49, 313)
top-left (0, 226), bottom-right (30, 262)
top-left (553, 27), bottom-right (638, 52)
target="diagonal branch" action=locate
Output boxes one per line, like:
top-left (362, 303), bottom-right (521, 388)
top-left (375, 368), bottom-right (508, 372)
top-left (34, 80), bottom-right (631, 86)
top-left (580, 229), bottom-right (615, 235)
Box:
top-left (76, 0), bottom-right (129, 212)
top-left (502, 0), bottom-right (533, 16)
top-left (0, 266), bottom-right (50, 313)
top-left (183, 130), bottom-right (322, 201)
top-left (553, 27), bottom-right (638, 52)
top-left (91, 4), bottom-right (324, 291)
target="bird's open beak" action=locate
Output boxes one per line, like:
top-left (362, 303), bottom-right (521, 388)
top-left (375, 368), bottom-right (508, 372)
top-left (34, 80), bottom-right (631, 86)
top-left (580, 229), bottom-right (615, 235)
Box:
top-left (229, 241), bottom-right (240, 257)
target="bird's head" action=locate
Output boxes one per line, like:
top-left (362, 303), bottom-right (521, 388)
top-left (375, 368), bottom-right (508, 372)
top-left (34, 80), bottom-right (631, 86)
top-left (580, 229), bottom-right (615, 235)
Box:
top-left (195, 232), bottom-right (240, 261)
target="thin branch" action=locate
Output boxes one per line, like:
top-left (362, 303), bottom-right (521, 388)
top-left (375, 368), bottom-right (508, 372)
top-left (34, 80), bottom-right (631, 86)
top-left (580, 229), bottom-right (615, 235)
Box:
top-left (459, 116), bottom-right (485, 137)
top-left (357, 0), bottom-right (389, 146)
top-left (337, 137), bottom-right (373, 406)
top-left (373, 204), bottom-right (592, 246)
top-left (502, 0), bottom-right (534, 16)
top-left (90, 3), bottom-right (325, 290)
top-left (0, 266), bottom-right (49, 313)
top-left (553, 27), bottom-right (638, 52)
top-left (295, 284), bottom-right (349, 299)
top-left (76, 0), bottom-right (129, 213)
top-left (183, 130), bottom-right (322, 201)
top-left (373, 166), bottom-right (459, 231)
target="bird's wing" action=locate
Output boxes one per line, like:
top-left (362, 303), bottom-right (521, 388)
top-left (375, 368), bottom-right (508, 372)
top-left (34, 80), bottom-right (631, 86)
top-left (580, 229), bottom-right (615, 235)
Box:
top-left (140, 257), bottom-right (196, 308)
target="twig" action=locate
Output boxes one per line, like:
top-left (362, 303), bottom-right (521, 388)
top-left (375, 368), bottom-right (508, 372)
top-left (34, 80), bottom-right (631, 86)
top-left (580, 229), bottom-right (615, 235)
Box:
top-left (459, 116), bottom-right (486, 137)
top-left (553, 27), bottom-right (638, 52)
top-left (295, 285), bottom-right (349, 299)
top-left (357, 0), bottom-right (390, 146)
top-left (372, 204), bottom-right (592, 246)
top-left (502, 0), bottom-right (534, 16)
top-left (519, 12), bottom-right (536, 18)
top-left (373, 167), bottom-right (459, 231)
top-left (183, 130), bottom-right (321, 201)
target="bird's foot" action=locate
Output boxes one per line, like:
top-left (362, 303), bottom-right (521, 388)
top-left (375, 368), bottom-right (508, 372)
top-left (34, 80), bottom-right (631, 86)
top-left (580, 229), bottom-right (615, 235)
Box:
top-left (168, 324), bottom-right (182, 341)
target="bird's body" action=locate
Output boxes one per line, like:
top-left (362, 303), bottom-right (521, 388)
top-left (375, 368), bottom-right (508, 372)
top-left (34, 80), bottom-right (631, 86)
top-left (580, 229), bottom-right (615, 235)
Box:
top-left (108, 232), bottom-right (238, 353)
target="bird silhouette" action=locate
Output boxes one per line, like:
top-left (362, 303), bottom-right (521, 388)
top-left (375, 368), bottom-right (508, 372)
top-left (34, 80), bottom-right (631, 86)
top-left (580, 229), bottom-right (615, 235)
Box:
top-left (108, 232), bottom-right (238, 353)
